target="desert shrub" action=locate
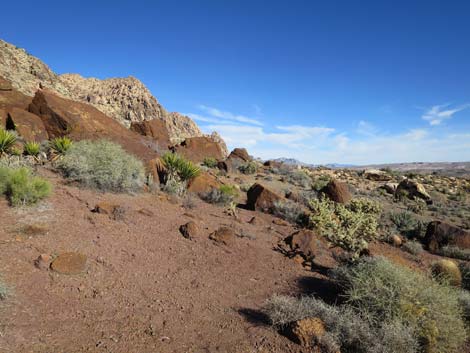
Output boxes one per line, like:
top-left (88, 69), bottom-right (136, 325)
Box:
top-left (284, 170), bottom-right (311, 188)
top-left (238, 161), bottom-right (257, 174)
top-left (348, 198), bottom-right (381, 215)
top-left (23, 141), bottom-right (41, 157)
top-left (58, 140), bottom-right (145, 192)
top-left (312, 175), bottom-right (331, 191)
top-left (332, 257), bottom-right (467, 353)
top-left (49, 136), bottom-right (73, 154)
top-left (202, 157), bottom-right (218, 168)
top-left (162, 152), bottom-right (200, 182)
top-left (402, 240), bottom-right (424, 255)
top-left (390, 211), bottom-right (427, 239)
top-left (201, 185), bottom-right (238, 205)
top-left (0, 167), bottom-right (51, 206)
top-left (162, 178), bottom-right (186, 196)
top-left (458, 290), bottom-right (470, 325)
top-left (264, 294), bottom-right (418, 353)
top-left (0, 128), bottom-right (17, 155)
top-left (308, 196), bottom-right (380, 257)
top-left (272, 200), bottom-right (308, 225)
top-left (459, 262), bottom-right (470, 290)
top-left (438, 245), bottom-right (470, 261)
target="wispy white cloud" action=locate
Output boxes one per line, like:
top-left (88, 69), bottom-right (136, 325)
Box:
top-left (198, 104), bottom-right (263, 126)
top-left (421, 103), bottom-right (469, 126)
top-left (191, 104), bottom-right (470, 164)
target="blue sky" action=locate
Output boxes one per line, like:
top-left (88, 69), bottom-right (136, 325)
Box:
top-left (2, 0), bottom-right (470, 164)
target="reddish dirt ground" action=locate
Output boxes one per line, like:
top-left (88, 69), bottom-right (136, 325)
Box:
top-left (0, 169), bottom-right (320, 353)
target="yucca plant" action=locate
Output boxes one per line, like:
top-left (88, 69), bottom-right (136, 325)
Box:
top-left (23, 141), bottom-right (41, 157)
top-left (49, 136), bottom-right (73, 155)
top-left (162, 152), bottom-right (200, 182)
top-left (0, 128), bottom-right (17, 155)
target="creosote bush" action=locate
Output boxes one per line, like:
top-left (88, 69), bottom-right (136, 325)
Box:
top-left (58, 140), bottom-right (145, 192)
top-left (332, 257), bottom-right (467, 353)
top-left (284, 170), bottom-right (311, 188)
top-left (402, 240), bottom-right (424, 255)
top-left (390, 211), bottom-right (427, 239)
top-left (308, 196), bottom-right (380, 257)
top-left (0, 166), bottom-right (51, 206)
top-left (438, 245), bottom-right (470, 261)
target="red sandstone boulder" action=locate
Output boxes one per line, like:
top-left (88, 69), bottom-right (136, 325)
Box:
top-left (228, 148), bottom-right (251, 162)
top-left (6, 107), bottom-right (48, 142)
top-left (130, 119), bottom-right (171, 149)
top-left (246, 183), bottom-right (283, 212)
top-left (28, 90), bottom-right (158, 162)
top-left (0, 76), bottom-right (33, 111)
top-left (173, 136), bottom-right (225, 164)
top-left (321, 179), bottom-right (352, 204)
top-left (424, 221), bottom-right (470, 253)
top-left (187, 172), bottom-right (220, 194)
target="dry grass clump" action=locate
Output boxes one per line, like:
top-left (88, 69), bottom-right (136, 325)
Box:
top-left (332, 257), bottom-right (467, 353)
top-left (402, 240), bottom-right (424, 255)
top-left (238, 161), bottom-right (257, 174)
top-left (438, 245), bottom-right (470, 261)
top-left (58, 140), bottom-right (145, 193)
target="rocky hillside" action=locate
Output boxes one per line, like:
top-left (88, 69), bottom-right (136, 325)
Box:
top-left (0, 39), bottom-right (204, 144)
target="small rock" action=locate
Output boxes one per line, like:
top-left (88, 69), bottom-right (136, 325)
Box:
top-left (34, 254), bottom-right (52, 270)
top-left (179, 221), bottom-right (199, 240)
top-left (363, 169), bottom-right (392, 181)
top-left (248, 216), bottom-right (259, 225)
top-left (390, 234), bottom-right (403, 247)
top-left (51, 252), bottom-right (87, 275)
top-left (272, 218), bottom-right (289, 226)
top-left (321, 179), bottom-right (352, 204)
top-left (209, 227), bottom-right (235, 245)
top-left (138, 208), bottom-right (154, 217)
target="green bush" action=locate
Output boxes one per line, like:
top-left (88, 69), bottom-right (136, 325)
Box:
top-left (162, 152), bottom-right (200, 182)
top-left (238, 161), bottom-right (257, 174)
top-left (23, 141), bottom-right (41, 157)
top-left (332, 257), bottom-right (467, 353)
top-left (0, 167), bottom-right (51, 206)
top-left (264, 295), bottom-right (418, 353)
top-left (202, 157), bottom-right (218, 168)
top-left (201, 185), bottom-right (238, 205)
top-left (50, 136), bottom-right (73, 155)
top-left (0, 278), bottom-right (9, 300)
top-left (58, 140), bottom-right (145, 192)
top-left (308, 196), bottom-right (380, 257)
top-left (390, 211), bottom-right (427, 239)
top-left (312, 175), bottom-right (331, 191)
top-left (0, 128), bottom-right (17, 155)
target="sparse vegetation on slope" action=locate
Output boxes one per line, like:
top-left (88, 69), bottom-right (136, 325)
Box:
top-left (58, 139), bottom-right (145, 192)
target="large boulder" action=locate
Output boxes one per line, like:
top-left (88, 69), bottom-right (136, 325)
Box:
top-left (395, 179), bottom-right (432, 204)
top-left (0, 76), bottom-right (33, 111)
top-left (229, 148), bottom-right (251, 162)
top-left (130, 119), bottom-right (171, 149)
top-left (6, 107), bottom-right (48, 142)
top-left (28, 89), bottom-right (158, 162)
top-left (187, 172), bottom-right (220, 194)
top-left (246, 183), bottom-right (283, 212)
top-left (173, 136), bottom-right (225, 164)
top-left (321, 179), bottom-right (352, 204)
top-left (363, 169), bottom-right (392, 181)
top-left (424, 221), bottom-right (470, 253)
